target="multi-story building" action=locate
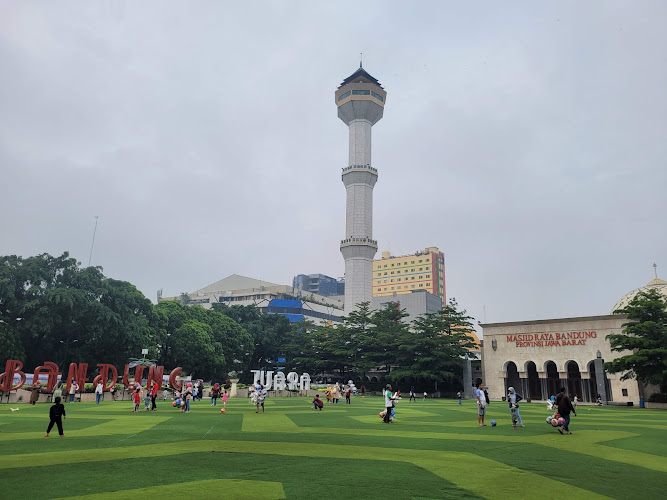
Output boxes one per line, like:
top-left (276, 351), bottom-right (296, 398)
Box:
top-left (292, 274), bottom-right (344, 297)
top-left (372, 246), bottom-right (446, 302)
top-left (160, 274), bottom-right (344, 325)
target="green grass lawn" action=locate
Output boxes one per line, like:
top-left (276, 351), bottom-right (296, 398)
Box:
top-left (1, 396), bottom-right (665, 499)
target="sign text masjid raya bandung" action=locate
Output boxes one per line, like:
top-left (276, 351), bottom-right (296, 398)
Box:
top-left (507, 331), bottom-right (598, 348)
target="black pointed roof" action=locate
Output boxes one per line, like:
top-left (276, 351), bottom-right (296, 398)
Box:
top-left (339, 65), bottom-right (382, 88)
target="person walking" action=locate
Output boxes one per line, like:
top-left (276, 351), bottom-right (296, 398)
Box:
top-left (45, 396), bottom-right (66, 437)
top-left (507, 387), bottom-right (524, 427)
top-left (345, 387), bottom-right (351, 404)
top-left (95, 381), bottom-right (103, 404)
top-left (457, 391), bottom-right (462, 405)
top-left (476, 382), bottom-right (487, 426)
top-left (332, 383), bottom-right (340, 404)
top-left (557, 387), bottom-right (576, 435)
top-left (383, 384), bottom-right (395, 424)
top-left (30, 380), bottom-right (41, 405)
top-left (409, 386), bottom-right (417, 402)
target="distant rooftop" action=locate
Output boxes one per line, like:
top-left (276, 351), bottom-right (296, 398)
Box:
top-left (339, 65), bottom-right (382, 88)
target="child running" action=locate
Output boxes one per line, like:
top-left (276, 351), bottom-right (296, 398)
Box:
top-left (45, 396), bottom-right (66, 437)
top-left (133, 389), bottom-right (141, 412)
top-left (221, 390), bottom-right (228, 409)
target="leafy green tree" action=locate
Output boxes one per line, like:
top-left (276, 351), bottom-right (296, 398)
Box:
top-left (212, 303), bottom-right (294, 380)
top-left (0, 253), bottom-right (155, 371)
top-left (165, 319), bottom-right (224, 378)
top-left (606, 289), bottom-right (667, 391)
top-left (389, 299), bottom-right (477, 391)
top-left (155, 301), bottom-right (252, 380)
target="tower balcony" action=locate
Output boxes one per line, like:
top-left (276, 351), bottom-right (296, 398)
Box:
top-left (341, 164), bottom-right (378, 187)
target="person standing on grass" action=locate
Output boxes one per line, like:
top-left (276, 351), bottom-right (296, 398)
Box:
top-left (68, 379), bottom-right (78, 403)
top-left (457, 391), bottom-right (462, 405)
top-left (360, 385), bottom-right (366, 396)
top-left (345, 387), bottom-right (351, 404)
top-left (132, 389), bottom-right (141, 412)
top-left (95, 381), bottom-right (103, 404)
top-left (383, 384), bottom-right (395, 423)
top-left (30, 380), bottom-right (41, 405)
top-left (476, 382), bottom-right (487, 426)
top-left (45, 396), bottom-right (66, 437)
top-left (52, 382), bottom-right (63, 403)
top-left (222, 390), bottom-right (228, 409)
top-left (211, 383), bottom-right (220, 406)
top-left (507, 387), bottom-right (524, 427)
top-left (557, 387), bottom-right (576, 435)
top-left (198, 381), bottom-right (205, 402)
top-left (256, 384), bottom-right (267, 413)
top-left (150, 381), bottom-right (158, 411)
top-left (409, 386), bottom-right (417, 402)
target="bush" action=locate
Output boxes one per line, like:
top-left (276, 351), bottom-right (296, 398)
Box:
top-left (647, 392), bottom-right (667, 403)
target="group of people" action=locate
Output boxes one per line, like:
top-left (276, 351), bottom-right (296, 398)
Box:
top-left (475, 382), bottom-right (577, 433)
top-left (250, 383), bottom-right (268, 413)
top-left (324, 382), bottom-right (353, 404)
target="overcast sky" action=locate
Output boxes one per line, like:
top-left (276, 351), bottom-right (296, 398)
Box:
top-left (1, 1), bottom-right (666, 328)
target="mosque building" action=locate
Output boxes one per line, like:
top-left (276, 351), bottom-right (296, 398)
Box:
top-left (479, 270), bottom-right (666, 405)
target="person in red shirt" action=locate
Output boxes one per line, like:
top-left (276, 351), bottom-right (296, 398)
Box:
top-left (312, 394), bottom-right (324, 410)
top-left (133, 390), bottom-right (141, 412)
top-left (150, 382), bottom-right (159, 411)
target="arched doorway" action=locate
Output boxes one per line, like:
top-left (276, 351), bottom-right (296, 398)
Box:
top-left (526, 361), bottom-right (541, 400)
top-left (545, 361), bottom-right (560, 398)
top-left (566, 361), bottom-right (582, 400)
top-left (505, 362), bottom-right (520, 393)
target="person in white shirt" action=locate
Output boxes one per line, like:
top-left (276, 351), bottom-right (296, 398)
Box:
top-left (95, 382), bottom-right (103, 404)
top-left (384, 384), bottom-right (395, 423)
top-left (476, 382), bottom-right (487, 426)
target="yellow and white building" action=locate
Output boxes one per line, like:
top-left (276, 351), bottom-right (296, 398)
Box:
top-left (372, 246), bottom-right (445, 301)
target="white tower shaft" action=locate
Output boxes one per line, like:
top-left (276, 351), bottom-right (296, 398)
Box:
top-left (335, 66), bottom-right (386, 314)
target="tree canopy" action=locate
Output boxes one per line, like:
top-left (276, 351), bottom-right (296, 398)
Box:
top-left (606, 288), bottom-right (667, 391)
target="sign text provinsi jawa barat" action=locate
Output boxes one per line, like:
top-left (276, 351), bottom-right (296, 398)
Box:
top-left (506, 331), bottom-right (597, 347)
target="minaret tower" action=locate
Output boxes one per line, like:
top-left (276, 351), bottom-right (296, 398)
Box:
top-left (335, 63), bottom-right (387, 314)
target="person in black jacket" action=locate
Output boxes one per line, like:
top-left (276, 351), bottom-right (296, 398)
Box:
top-left (557, 387), bottom-right (576, 435)
top-left (45, 396), bottom-right (66, 437)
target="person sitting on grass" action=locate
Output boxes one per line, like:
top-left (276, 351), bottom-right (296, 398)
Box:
top-left (45, 396), bottom-right (66, 437)
top-left (313, 394), bottom-right (324, 410)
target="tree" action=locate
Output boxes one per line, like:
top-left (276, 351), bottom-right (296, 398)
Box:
top-left (390, 299), bottom-right (477, 391)
top-left (166, 320), bottom-right (224, 378)
top-left (605, 289), bottom-right (667, 391)
top-left (155, 301), bottom-right (252, 380)
top-left (0, 253), bottom-right (155, 371)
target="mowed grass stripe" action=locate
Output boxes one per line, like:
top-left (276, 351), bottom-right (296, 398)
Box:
top-left (56, 479), bottom-right (285, 500)
top-left (0, 439), bottom-right (610, 500)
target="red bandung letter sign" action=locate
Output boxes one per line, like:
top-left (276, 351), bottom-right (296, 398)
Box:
top-left (93, 364), bottom-right (118, 391)
top-left (146, 365), bottom-right (164, 390)
top-left (0, 360), bottom-right (26, 391)
top-left (33, 361), bottom-right (60, 392)
top-left (66, 363), bottom-right (88, 393)
top-left (169, 367), bottom-right (183, 390)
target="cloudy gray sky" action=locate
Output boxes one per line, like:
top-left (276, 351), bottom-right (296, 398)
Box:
top-left (1, 1), bottom-right (666, 327)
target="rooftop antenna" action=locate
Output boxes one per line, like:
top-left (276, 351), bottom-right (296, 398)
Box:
top-left (654, 263), bottom-right (658, 278)
top-left (360, 53), bottom-right (363, 68)
top-left (87, 216), bottom-right (99, 267)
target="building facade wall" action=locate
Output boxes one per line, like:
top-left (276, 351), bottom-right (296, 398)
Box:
top-left (372, 246), bottom-right (446, 301)
top-left (481, 315), bottom-right (642, 405)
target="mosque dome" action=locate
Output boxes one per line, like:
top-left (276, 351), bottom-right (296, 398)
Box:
top-left (612, 269), bottom-right (667, 313)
